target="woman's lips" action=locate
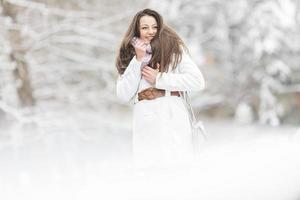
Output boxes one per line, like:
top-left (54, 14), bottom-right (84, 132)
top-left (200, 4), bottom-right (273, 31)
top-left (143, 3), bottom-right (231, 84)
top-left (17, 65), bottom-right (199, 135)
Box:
top-left (146, 36), bottom-right (154, 40)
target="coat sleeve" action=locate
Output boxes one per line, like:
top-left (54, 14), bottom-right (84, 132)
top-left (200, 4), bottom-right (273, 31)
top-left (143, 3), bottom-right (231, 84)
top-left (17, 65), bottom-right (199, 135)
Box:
top-left (155, 50), bottom-right (205, 91)
top-left (116, 56), bottom-right (142, 103)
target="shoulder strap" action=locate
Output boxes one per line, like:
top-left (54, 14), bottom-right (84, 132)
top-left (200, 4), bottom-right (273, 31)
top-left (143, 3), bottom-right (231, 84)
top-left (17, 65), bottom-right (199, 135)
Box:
top-left (182, 91), bottom-right (208, 140)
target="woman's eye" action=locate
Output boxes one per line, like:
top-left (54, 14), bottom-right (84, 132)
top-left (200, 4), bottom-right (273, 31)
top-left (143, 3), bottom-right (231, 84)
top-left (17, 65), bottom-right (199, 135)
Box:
top-left (142, 27), bottom-right (147, 29)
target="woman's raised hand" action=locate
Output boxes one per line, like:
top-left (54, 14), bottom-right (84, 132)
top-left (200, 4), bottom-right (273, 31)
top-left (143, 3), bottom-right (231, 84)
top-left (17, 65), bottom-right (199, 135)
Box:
top-left (131, 37), bottom-right (148, 61)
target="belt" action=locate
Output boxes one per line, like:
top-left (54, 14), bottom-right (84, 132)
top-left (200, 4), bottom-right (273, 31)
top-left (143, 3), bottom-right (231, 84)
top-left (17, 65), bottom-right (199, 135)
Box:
top-left (138, 87), bottom-right (180, 101)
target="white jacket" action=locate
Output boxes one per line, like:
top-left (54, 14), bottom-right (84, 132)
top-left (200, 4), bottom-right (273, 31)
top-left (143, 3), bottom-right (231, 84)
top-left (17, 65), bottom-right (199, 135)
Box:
top-left (116, 50), bottom-right (205, 103)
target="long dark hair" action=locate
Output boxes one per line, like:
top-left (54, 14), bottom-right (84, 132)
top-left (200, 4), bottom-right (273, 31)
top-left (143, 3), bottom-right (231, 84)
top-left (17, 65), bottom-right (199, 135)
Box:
top-left (115, 8), bottom-right (187, 75)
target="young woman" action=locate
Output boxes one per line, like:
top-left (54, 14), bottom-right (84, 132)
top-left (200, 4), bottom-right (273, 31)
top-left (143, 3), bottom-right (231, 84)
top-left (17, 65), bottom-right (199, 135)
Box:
top-left (115, 9), bottom-right (205, 166)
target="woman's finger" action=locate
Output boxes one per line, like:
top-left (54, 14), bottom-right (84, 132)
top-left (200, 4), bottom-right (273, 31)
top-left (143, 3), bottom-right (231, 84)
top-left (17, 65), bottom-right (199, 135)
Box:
top-left (141, 72), bottom-right (150, 79)
top-left (144, 66), bottom-right (156, 71)
top-left (142, 68), bottom-right (155, 76)
top-left (156, 63), bottom-right (160, 71)
top-left (136, 40), bottom-right (145, 47)
top-left (141, 69), bottom-right (151, 77)
top-left (142, 66), bottom-right (151, 71)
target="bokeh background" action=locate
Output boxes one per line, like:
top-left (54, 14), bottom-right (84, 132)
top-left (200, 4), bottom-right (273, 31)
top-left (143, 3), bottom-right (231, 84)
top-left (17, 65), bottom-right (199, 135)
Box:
top-left (1, 0), bottom-right (300, 126)
top-left (1, 1), bottom-right (300, 199)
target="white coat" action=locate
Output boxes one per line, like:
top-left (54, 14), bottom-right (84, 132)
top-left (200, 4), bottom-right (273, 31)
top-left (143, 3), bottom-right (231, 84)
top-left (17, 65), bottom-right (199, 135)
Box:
top-left (116, 50), bottom-right (205, 167)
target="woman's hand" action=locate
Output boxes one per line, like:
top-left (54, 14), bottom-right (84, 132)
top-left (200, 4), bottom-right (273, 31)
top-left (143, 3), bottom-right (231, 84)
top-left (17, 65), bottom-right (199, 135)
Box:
top-left (132, 38), bottom-right (148, 61)
top-left (142, 63), bottom-right (160, 85)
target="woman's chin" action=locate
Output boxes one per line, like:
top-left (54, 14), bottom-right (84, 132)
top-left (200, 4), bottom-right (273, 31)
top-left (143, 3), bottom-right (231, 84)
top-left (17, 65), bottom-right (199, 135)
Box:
top-left (147, 38), bottom-right (154, 42)
top-left (141, 38), bottom-right (152, 44)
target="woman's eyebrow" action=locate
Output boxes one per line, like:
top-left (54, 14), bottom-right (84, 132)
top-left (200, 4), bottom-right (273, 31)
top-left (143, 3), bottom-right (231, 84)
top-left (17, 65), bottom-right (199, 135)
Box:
top-left (141, 24), bottom-right (157, 27)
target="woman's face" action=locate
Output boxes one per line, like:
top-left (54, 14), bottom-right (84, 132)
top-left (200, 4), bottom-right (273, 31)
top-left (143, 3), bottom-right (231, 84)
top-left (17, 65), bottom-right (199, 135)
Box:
top-left (139, 15), bottom-right (158, 44)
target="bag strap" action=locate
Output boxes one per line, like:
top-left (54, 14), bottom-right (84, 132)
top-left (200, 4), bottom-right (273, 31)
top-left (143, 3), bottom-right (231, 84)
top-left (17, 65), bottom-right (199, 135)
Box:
top-left (182, 91), bottom-right (208, 140)
top-left (183, 92), bottom-right (197, 124)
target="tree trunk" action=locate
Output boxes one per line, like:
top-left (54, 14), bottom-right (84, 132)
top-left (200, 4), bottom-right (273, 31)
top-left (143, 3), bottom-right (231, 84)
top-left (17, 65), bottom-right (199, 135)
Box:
top-left (2, 1), bottom-right (35, 107)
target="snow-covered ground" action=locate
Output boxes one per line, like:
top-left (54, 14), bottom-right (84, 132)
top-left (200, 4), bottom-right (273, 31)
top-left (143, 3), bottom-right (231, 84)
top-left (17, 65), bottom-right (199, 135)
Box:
top-left (0, 109), bottom-right (300, 200)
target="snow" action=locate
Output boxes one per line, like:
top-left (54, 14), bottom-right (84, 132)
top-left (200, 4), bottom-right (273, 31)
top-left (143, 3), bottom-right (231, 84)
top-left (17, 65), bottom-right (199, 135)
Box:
top-left (1, 0), bottom-right (300, 199)
top-left (234, 102), bottom-right (254, 124)
top-left (0, 110), bottom-right (300, 200)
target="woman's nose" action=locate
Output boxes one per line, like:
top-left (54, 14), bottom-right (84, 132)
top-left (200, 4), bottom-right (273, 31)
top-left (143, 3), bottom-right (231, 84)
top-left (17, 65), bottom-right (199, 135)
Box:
top-left (148, 28), bottom-right (155, 34)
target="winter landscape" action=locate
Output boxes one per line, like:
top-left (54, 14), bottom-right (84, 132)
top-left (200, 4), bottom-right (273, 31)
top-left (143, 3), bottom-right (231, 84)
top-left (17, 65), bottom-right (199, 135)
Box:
top-left (1, 0), bottom-right (300, 199)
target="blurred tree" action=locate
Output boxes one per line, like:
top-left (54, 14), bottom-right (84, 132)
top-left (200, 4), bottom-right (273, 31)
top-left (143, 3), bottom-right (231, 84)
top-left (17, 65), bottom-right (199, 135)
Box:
top-left (1, 0), bottom-right (35, 107)
top-left (0, 0), bottom-right (299, 125)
